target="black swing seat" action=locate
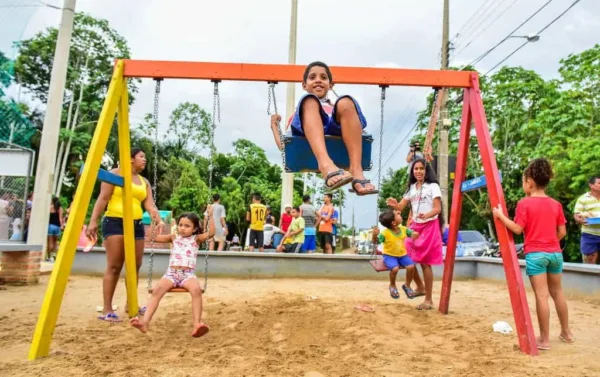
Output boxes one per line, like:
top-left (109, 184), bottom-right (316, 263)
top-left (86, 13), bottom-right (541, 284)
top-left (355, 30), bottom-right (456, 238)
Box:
top-left (283, 132), bottom-right (373, 173)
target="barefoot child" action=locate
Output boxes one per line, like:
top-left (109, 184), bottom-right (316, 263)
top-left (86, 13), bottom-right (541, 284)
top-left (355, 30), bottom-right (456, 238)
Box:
top-left (269, 61), bottom-right (378, 195)
top-left (492, 158), bottom-right (574, 350)
top-left (130, 210), bottom-right (215, 337)
top-left (372, 210), bottom-right (419, 299)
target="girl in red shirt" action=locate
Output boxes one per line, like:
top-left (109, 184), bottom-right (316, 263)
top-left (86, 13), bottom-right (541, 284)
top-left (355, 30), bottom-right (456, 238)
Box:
top-left (493, 158), bottom-right (574, 350)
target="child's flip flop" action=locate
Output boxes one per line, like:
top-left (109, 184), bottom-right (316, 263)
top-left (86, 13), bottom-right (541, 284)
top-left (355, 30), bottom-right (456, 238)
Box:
top-left (402, 285), bottom-right (417, 299)
top-left (389, 286), bottom-right (400, 299)
top-left (192, 323), bottom-right (210, 338)
top-left (348, 179), bottom-right (379, 196)
top-left (98, 312), bottom-right (122, 322)
top-left (559, 335), bottom-right (575, 343)
top-left (324, 169), bottom-right (353, 191)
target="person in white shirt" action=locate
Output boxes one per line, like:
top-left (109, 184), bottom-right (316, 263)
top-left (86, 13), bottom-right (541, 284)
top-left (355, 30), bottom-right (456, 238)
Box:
top-left (263, 217), bottom-right (282, 249)
top-left (387, 158), bottom-right (443, 311)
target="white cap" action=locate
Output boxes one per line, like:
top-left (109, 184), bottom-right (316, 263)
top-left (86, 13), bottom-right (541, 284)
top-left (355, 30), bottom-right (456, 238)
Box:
top-left (284, 203), bottom-right (292, 209)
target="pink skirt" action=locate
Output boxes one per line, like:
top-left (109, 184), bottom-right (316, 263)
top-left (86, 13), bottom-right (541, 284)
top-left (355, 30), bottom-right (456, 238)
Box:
top-left (405, 218), bottom-right (443, 265)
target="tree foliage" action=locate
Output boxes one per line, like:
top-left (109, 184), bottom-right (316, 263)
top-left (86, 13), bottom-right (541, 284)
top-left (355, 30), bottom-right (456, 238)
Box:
top-left (388, 44), bottom-right (600, 261)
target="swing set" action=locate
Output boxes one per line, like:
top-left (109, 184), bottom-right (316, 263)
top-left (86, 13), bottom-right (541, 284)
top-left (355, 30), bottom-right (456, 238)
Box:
top-left (29, 59), bottom-right (539, 360)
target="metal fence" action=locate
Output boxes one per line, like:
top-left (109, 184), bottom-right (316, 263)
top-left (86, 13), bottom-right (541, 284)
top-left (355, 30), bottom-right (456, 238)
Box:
top-left (0, 140), bottom-right (34, 243)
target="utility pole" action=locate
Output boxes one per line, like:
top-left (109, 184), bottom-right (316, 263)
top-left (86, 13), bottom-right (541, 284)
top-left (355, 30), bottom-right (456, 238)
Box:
top-left (438, 0), bottom-right (450, 226)
top-left (281, 0), bottom-right (298, 214)
top-left (28, 0), bottom-right (76, 258)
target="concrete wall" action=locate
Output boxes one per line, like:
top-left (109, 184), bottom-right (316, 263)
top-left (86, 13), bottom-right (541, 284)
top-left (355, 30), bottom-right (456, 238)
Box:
top-left (69, 248), bottom-right (600, 295)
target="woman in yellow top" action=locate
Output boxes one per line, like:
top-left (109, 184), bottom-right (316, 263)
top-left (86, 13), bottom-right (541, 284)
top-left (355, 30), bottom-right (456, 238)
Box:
top-left (87, 148), bottom-right (162, 322)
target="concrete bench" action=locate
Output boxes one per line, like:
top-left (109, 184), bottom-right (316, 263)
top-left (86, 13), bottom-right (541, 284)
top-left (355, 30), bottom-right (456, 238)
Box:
top-left (0, 242), bottom-right (43, 252)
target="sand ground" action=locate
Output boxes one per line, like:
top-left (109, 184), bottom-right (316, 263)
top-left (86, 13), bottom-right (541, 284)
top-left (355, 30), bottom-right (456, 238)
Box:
top-left (1, 275), bottom-right (599, 377)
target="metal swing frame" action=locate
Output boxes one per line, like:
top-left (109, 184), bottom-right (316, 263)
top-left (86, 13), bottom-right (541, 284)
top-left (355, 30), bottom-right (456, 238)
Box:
top-left (29, 59), bottom-right (538, 360)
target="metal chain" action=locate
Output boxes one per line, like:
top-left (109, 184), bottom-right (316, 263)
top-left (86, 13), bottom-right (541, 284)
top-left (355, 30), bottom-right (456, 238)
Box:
top-left (147, 79), bottom-right (162, 292)
top-left (375, 86), bottom-right (387, 225)
top-left (208, 81), bottom-right (220, 193)
top-left (202, 81), bottom-right (221, 293)
top-left (267, 83), bottom-right (286, 170)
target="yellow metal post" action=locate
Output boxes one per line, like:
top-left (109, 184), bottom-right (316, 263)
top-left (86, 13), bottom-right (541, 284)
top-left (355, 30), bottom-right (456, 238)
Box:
top-left (117, 79), bottom-right (139, 318)
top-left (28, 61), bottom-right (125, 360)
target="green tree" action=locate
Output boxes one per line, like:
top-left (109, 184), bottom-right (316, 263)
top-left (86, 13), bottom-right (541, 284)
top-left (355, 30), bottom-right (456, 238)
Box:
top-left (14, 12), bottom-right (139, 196)
top-left (167, 161), bottom-right (209, 215)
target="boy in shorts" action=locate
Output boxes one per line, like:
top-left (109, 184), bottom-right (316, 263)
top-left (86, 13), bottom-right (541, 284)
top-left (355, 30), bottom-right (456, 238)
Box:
top-left (372, 210), bottom-right (419, 299)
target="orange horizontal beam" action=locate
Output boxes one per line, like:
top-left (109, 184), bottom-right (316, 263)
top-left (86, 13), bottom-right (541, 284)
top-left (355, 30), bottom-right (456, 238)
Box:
top-left (121, 60), bottom-right (474, 88)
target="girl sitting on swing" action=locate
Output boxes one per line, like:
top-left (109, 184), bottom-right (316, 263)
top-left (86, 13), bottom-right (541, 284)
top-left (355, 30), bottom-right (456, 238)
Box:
top-left (270, 61), bottom-right (378, 196)
top-left (130, 209), bottom-right (215, 338)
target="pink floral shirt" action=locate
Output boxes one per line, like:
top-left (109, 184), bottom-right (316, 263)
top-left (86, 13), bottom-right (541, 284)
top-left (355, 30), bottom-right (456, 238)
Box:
top-left (168, 235), bottom-right (198, 269)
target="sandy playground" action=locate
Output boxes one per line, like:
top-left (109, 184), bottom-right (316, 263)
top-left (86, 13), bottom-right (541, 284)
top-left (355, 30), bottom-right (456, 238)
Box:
top-left (1, 276), bottom-right (599, 377)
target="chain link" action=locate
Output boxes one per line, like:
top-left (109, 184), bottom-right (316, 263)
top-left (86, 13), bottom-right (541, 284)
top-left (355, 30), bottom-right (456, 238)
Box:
top-left (202, 81), bottom-right (221, 293)
top-left (208, 81), bottom-right (220, 194)
top-left (147, 79), bottom-right (162, 292)
top-left (375, 86), bottom-right (387, 225)
top-left (267, 83), bottom-right (286, 171)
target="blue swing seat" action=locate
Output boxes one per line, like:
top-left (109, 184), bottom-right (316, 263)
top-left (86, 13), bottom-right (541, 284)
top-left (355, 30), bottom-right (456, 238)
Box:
top-left (282, 133), bottom-right (373, 173)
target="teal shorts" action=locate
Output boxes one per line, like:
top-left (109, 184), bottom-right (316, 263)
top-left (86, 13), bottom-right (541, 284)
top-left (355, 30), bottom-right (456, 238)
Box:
top-left (525, 252), bottom-right (563, 276)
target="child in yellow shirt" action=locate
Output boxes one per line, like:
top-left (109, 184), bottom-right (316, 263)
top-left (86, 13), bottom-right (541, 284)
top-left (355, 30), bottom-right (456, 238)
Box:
top-left (372, 210), bottom-right (419, 299)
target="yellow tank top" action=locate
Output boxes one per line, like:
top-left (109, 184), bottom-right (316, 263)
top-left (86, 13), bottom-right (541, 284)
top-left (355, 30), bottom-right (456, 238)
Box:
top-left (249, 203), bottom-right (267, 231)
top-left (105, 175), bottom-right (147, 219)
top-left (379, 227), bottom-right (409, 257)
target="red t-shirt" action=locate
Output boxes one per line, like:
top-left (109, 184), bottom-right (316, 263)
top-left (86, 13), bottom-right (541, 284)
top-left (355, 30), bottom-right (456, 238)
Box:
top-left (514, 196), bottom-right (566, 254)
top-left (281, 213), bottom-right (293, 232)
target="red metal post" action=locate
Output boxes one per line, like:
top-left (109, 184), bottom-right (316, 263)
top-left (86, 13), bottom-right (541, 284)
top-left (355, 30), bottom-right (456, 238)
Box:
top-left (468, 73), bottom-right (538, 356)
top-left (439, 89), bottom-right (472, 315)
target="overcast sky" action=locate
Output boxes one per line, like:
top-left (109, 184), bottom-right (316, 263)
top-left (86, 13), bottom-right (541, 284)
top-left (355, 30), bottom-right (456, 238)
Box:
top-left (1, 0), bottom-right (599, 228)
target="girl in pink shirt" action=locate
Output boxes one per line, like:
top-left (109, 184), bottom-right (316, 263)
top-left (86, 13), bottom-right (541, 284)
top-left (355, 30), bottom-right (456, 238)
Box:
top-left (493, 158), bottom-right (574, 350)
top-left (131, 210), bottom-right (215, 338)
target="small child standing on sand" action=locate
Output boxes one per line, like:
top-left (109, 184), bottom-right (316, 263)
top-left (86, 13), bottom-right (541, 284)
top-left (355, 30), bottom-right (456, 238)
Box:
top-left (372, 209), bottom-right (419, 299)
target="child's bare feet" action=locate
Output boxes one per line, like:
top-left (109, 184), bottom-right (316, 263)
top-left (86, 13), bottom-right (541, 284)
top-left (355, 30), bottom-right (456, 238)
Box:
top-left (192, 323), bottom-right (210, 338)
top-left (130, 317), bottom-right (148, 333)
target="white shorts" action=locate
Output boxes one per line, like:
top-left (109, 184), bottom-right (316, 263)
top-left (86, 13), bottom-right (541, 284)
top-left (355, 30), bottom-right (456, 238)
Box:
top-left (213, 235), bottom-right (226, 243)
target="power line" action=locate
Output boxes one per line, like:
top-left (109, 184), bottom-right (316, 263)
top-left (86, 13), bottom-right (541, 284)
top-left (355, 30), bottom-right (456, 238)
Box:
top-left (453, 0), bottom-right (521, 58)
top-left (454, 0), bottom-right (512, 52)
top-left (484, 0), bottom-right (583, 75)
top-left (451, 0), bottom-right (497, 44)
top-left (462, 0), bottom-right (554, 68)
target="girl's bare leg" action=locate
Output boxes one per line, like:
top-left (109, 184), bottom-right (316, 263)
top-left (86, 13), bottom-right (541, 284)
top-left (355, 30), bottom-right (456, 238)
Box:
top-left (182, 277), bottom-right (209, 337)
top-left (420, 264), bottom-right (434, 307)
top-left (336, 97), bottom-right (376, 194)
top-left (547, 273), bottom-right (574, 342)
top-left (103, 236), bottom-right (125, 316)
top-left (529, 274), bottom-right (551, 348)
top-left (130, 278), bottom-right (172, 333)
top-left (301, 97), bottom-right (351, 187)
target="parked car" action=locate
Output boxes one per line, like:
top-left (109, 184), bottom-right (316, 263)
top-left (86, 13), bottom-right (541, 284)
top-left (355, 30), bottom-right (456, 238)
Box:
top-left (443, 230), bottom-right (493, 258)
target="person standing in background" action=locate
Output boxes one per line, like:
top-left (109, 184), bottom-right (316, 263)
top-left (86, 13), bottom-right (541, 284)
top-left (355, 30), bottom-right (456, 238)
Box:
top-left (300, 195), bottom-right (317, 253)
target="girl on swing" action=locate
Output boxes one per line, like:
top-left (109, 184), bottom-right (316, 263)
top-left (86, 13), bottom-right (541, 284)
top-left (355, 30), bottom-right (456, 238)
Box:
top-left (270, 61), bottom-right (378, 196)
top-left (130, 209), bottom-right (215, 338)
top-left (386, 158), bottom-right (443, 310)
